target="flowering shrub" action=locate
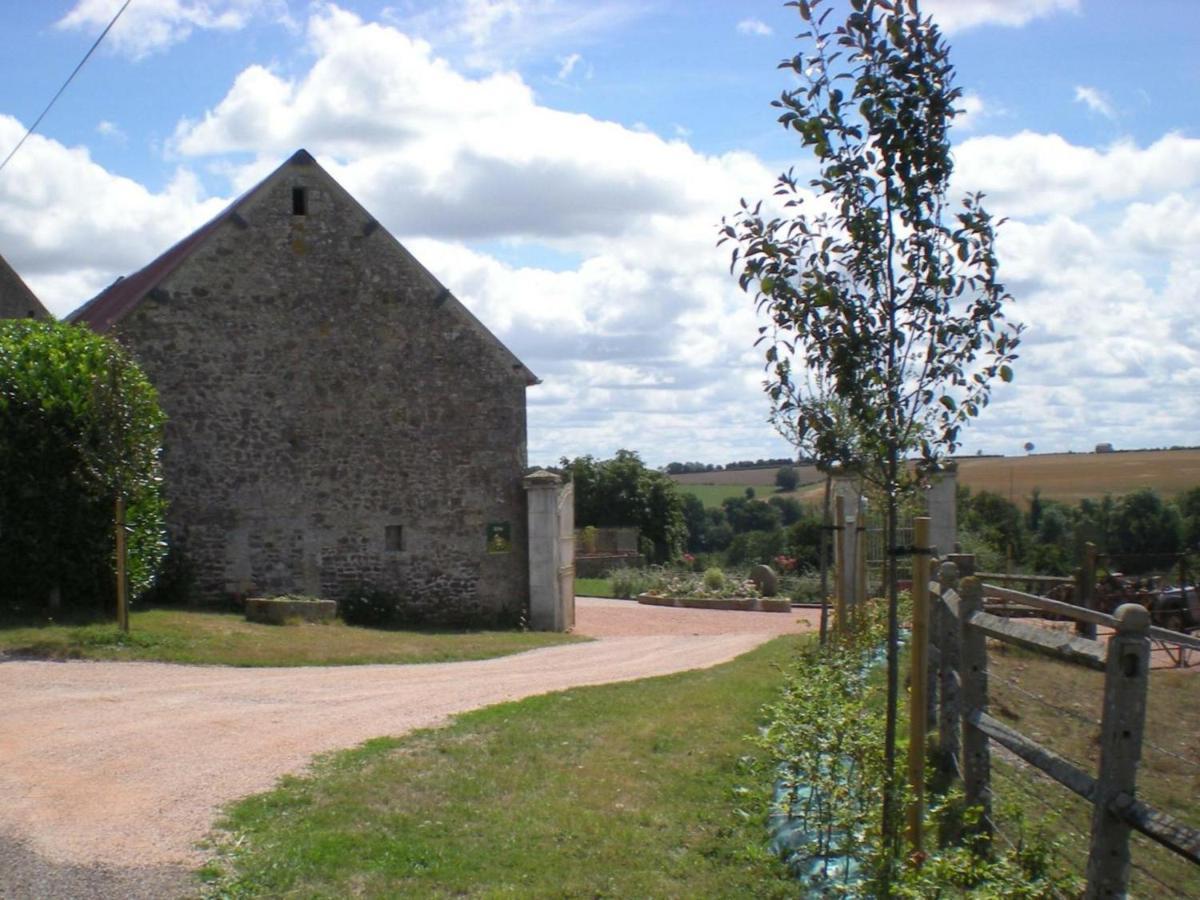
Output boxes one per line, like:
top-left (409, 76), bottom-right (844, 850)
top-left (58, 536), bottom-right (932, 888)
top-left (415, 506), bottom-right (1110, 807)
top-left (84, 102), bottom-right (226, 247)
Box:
top-left (773, 555), bottom-right (798, 573)
top-left (643, 567), bottom-right (761, 599)
top-left (703, 567), bottom-right (726, 591)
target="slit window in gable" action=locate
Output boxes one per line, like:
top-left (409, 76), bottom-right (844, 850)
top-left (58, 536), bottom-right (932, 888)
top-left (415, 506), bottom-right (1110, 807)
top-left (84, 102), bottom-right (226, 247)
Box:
top-left (292, 187), bottom-right (308, 216)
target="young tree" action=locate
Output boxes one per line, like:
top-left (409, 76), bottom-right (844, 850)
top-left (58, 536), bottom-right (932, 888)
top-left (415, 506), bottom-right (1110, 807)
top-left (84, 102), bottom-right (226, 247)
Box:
top-left (720, 0), bottom-right (1022, 863)
top-left (774, 464), bottom-right (800, 491)
top-left (0, 320), bottom-right (166, 617)
top-left (769, 371), bottom-right (865, 645)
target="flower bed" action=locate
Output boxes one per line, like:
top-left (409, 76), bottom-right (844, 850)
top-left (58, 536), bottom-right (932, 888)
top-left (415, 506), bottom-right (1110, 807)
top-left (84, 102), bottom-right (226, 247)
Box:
top-left (636, 593), bottom-right (792, 613)
top-left (631, 568), bottom-right (792, 613)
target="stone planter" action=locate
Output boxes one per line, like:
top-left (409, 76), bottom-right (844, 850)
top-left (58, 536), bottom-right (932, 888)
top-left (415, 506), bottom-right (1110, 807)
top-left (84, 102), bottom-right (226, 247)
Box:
top-left (245, 597), bottom-right (337, 625)
top-left (758, 598), bottom-right (793, 613)
top-left (635, 593), bottom-right (791, 613)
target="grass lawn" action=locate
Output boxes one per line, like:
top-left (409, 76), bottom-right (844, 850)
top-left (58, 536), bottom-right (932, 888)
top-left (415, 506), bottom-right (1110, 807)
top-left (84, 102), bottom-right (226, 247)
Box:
top-left (574, 576), bottom-right (616, 597)
top-left (199, 636), bottom-right (802, 898)
top-left (676, 483), bottom-right (806, 509)
top-left (0, 609), bottom-right (585, 667)
top-left (988, 644), bottom-right (1200, 896)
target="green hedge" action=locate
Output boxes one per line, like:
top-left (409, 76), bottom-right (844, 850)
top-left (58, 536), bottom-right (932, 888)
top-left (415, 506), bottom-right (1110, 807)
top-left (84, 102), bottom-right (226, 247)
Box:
top-left (0, 320), bottom-right (165, 615)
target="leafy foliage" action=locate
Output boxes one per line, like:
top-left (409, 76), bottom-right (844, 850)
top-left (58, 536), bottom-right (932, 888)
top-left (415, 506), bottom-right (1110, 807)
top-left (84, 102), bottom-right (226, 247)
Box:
top-left (560, 450), bottom-right (687, 562)
top-left (957, 485), bottom-right (1195, 576)
top-left (1112, 488), bottom-right (1182, 569)
top-left (0, 320), bottom-right (165, 614)
top-left (760, 601), bottom-right (1081, 897)
top-left (721, 0), bottom-right (1022, 475)
top-left (774, 464), bottom-right (800, 491)
top-left (758, 600), bottom-right (890, 892)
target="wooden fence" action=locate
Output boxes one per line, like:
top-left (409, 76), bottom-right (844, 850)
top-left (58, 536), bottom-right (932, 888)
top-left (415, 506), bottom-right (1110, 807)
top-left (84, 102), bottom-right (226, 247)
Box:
top-left (919, 556), bottom-right (1200, 898)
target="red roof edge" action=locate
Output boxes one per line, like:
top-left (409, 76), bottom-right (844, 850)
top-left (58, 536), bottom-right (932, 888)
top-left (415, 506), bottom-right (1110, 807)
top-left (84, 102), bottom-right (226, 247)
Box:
top-left (67, 150), bottom-right (316, 332)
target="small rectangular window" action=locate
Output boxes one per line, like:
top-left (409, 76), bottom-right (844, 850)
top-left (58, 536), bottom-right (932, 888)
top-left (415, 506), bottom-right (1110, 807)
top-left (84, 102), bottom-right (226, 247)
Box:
top-left (292, 187), bottom-right (308, 216)
top-left (385, 525), bottom-right (404, 551)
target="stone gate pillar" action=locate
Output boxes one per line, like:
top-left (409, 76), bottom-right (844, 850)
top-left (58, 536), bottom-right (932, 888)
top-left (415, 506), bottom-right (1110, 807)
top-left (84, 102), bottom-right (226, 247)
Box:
top-left (524, 470), bottom-right (573, 631)
top-left (833, 474), bottom-right (862, 610)
top-left (926, 463), bottom-right (958, 559)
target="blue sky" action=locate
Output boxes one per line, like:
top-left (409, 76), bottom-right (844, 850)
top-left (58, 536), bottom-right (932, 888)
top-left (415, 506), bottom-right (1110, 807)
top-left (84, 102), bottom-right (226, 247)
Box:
top-left (1, 0), bottom-right (1198, 467)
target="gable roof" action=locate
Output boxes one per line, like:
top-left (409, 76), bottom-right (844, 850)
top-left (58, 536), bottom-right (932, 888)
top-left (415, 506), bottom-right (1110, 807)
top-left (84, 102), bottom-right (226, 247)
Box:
top-left (0, 252), bottom-right (50, 320)
top-left (67, 149), bottom-right (538, 386)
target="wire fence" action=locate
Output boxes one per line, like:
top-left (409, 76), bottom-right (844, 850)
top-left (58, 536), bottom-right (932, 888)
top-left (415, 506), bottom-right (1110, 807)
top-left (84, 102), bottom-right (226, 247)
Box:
top-left (982, 640), bottom-right (1200, 897)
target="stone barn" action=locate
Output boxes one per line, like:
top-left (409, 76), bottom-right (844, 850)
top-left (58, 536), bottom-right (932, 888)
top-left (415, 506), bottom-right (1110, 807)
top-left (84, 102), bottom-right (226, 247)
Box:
top-left (69, 149), bottom-right (538, 624)
top-left (0, 253), bottom-right (49, 320)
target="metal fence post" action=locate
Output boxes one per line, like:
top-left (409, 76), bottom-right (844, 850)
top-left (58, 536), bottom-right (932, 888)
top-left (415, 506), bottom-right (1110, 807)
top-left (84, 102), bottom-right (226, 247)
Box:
top-left (959, 575), bottom-right (992, 839)
top-left (1085, 603), bottom-right (1150, 899)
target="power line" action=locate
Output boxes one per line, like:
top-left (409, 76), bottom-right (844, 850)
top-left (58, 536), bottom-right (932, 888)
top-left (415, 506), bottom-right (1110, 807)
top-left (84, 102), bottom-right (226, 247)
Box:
top-left (0, 0), bottom-right (133, 176)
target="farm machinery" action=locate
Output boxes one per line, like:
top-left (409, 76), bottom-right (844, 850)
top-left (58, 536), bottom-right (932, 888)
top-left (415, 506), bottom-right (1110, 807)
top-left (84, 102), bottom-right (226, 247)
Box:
top-left (1051, 573), bottom-right (1200, 633)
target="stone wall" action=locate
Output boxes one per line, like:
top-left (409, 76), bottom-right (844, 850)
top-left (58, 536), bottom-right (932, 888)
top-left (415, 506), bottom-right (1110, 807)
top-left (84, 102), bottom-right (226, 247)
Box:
top-left (112, 158), bottom-right (531, 623)
top-left (0, 254), bottom-right (49, 320)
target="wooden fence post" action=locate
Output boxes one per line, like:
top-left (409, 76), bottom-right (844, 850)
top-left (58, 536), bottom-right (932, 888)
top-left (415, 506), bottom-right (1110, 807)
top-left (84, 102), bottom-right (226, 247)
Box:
top-left (834, 494), bottom-right (846, 636)
top-left (1085, 603), bottom-right (1150, 899)
top-left (926, 564), bottom-right (940, 734)
top-left (934, 559), bottom-right (962, 796)
top-left (1076, 542), bottom-right (1097, 639)
top-left (959, 576), bottom-right (992, 839)
top-left (906, 518), bottom-right (932, 852)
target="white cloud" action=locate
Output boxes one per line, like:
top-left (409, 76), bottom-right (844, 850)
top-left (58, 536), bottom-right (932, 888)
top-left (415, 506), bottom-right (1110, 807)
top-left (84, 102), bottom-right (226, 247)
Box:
top-left (736, 18), bottom-right (772, 37)
top-left (556, 52), bottom-right (582, 81)
top-left (1121, 194), bottom-right (1200, 252)
top-left (0, 115), bottom-right (225, 314)
top-left (924, 0), bottom-right (1078, 33)
top-left (1074, 85), bottom-right (1117, 120)
top-left (384, 0), bottom-right (643, 71)
top-left (57, 0), bottom-right (289, 59)
top-left (953, 131), bottom-right (1200, 218)
top-left (13, 3), bottom-right (1200, 463)
top-left (95, 119), bottom-right (127, 143)
top-left (954, 93), bottom-right (986, 131)
top-left (171, 6), bottom-right (775, 245)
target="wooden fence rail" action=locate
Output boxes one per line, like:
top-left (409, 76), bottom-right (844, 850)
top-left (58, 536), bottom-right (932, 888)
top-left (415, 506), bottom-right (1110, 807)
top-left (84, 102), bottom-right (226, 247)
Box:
top-left (921, 558), bottom-right (1200, 898)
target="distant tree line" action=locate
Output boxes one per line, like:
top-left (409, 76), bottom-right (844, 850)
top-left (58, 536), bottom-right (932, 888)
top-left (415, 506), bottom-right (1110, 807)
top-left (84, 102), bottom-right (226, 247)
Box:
top-left (664, 457), bottom-right (801, 474)
top-left (560, 449), bottom-right (1200, 581)
top-left (959, 485), bottom-right (1200, 576)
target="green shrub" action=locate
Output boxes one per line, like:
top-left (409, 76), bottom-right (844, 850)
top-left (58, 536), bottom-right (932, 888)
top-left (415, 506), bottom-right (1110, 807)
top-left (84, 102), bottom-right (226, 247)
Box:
top-left (0, 320), bottom-right (165, 615)
top-left (726, 529), bottom-right (787, 566)
top-left (340, 587), bottom-right (410, 629)
top-left (775, 465), bottom-right (800, 492)
top-left (703, 566), bottom-right (726, 592)
top-left (787, 571), bottom-right (824, 604)
top-left (609, 567), bottom-right (650, 599)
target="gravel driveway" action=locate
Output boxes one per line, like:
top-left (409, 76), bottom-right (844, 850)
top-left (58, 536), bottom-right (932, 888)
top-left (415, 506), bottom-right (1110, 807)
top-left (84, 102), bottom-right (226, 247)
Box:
top-left (0, 598), bottom-right (817, 898)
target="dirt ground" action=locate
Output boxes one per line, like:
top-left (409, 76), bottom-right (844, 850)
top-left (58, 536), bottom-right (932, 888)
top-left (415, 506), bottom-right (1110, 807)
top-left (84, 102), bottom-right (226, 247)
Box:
top-left (0, 598), bottom-right (818, 899)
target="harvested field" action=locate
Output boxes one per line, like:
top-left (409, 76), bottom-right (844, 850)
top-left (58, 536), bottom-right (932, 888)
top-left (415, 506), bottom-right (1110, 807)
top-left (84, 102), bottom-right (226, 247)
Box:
top-left (668, 449), bottom-right (1200, 509)
top-left (953, 449), bottom-right (1200, 506)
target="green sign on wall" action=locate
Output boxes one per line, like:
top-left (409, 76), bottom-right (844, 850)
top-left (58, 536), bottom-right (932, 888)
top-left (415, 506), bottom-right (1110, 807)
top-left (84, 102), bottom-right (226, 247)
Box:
top-left (486, 521), bottom-right (512, 553)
